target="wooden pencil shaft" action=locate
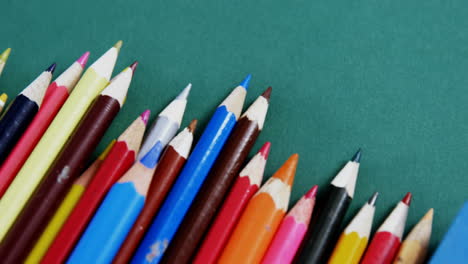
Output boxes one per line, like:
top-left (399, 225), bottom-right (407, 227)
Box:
top-left (113, 146), bottom-right (187, 263)
top-left (42, 115), bottom-right (145, 264)
top-left (0, 96), bottom-right (120, 263)
top-left (0, 95), bottom-right (38, 163)
top-left (163, 117), bottom-right (260, 263)
top-left (297, 186), bottom-right (351, 264)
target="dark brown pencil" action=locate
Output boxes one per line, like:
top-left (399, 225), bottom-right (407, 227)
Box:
top-left (162, 87), bottom-right (271, 263)
top-left (0, 63), bottom-right (136, 263)
top-left (113, 120), bottom-right (197, 264)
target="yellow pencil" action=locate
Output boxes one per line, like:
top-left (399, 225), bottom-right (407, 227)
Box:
top-left (393, 209), bottom-right (433, 264)
top-left (0, 93), bottom-right (8, 114)
top-left (0, 41), bottom-right (121, 240)
top-left (0, 48), bottom-right (11, 76)
top-left (328, 192), bottom-right (378, 264)
top-left (24, 140), bottom-right (115, 264)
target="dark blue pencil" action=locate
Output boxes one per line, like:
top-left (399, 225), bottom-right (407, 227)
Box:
top-left (0, 63), bottom-right (55, 163)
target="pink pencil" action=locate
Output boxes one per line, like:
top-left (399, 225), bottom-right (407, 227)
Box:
top-left (0, 52), bottom-right (89, 197)
top-left (261, 185), bottom-right (318, 264)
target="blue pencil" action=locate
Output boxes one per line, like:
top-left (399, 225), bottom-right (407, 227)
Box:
top-left (131, 75), bottom-right (250, 264)
top-left (0, 63), bottom-right (55, 163)
top-left (67, 142), bottom-right (164, 264)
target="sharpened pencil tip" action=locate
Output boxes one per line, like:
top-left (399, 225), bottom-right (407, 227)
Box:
top-left (305, 185), bottom-right (318, 199)
top-left (1, 48), bottom-right (11, 62)
top-left (188, 119), bottom-right (197, 132)
top-left (140, 110), bottom-right (151, 124)
top-left (130, 61), bottom-right (138, 72)
top-left (262, 86), bottom-right (272, 101)
top-left (259, 142), bottom-right (271, 159)
top-left (425, 208), bottom-right (434, 220)
top-left (239, 74), bottom-right (251, 90)
top-left (351, 148), bottom-right (362, 163)
top-left (114, 40), bottom-right (123, 51)
top-left (77, 51), bottom-right (90, 68)
top-left (368, 192), bottom-right (379, 206)
top-left (0, 93), bottom-right (7, 103)
top-left (46, 63), bottom-right (57, 73)
top-left (402, 192), bottom-right (412, 206)
top-left (176, 83), bottom-right (192, 100)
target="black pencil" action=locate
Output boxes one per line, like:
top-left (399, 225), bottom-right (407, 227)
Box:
top-left (296, 149), bottom-right (361, 264)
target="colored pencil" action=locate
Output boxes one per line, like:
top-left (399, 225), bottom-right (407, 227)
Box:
top-left (394, 208), bottom-right (433, 264)
top-left (262, 185), bottom-right (318, 264)
top-left (429, 202), bottom-right (467, 264)
top-left (0, 93), bottom-right (7, 114)
top-left (42, 109), bottom-right (149, 264)
top-left (0, 62), bottom-right (135, 263)
top-left (68, 141), bottom-right (163, 264)
top-left (25, 140), bottom-right (115, 264)
top-left (0, 52), bottom-right (88, 197)
top-left (296, 150), bottom-right (362, 264)
top-left (361, 193), bottom-right (412, 264)
top-left (114, 120), bottom-right (197, 264)
top-left (218, 154), bottom-right (298, 264)
top-left (137, 83), bottom-right (191, 160)
top-left (0, 41), bottom-right (121, 240)
top-left (328, 192), bottom-right (379, 264)
top-left (132, 75), bottom-right (250, 264)
top-left (0, 63), bottom-right (54, 164)
top-left (194, 142), bottom-right (271, 264)
top-left (163, 87), bottom-right (271, 263)
top-left (0, 48), bottom-right (11, 76)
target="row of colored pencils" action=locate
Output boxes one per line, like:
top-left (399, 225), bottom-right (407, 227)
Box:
top-left (0, 41), bottom-right (435, 264)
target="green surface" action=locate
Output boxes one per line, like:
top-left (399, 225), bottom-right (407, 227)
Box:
top-left (1, 0), bottom-right (467, 253)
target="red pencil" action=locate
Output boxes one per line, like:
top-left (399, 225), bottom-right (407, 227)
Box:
top-left (41, 110), bottom-right (149, 264)
top-left (194, 142), bottom-right (271, 264)
top-left (361, 192), bottom-right (412, 264)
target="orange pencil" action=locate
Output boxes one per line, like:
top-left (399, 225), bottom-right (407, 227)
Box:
top-left (218, 154), bottom-right (298, 264)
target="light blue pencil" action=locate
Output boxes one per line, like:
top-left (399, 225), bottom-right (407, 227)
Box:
top-left (67, 142), bottom-right (164, 264)
top-left (131, 75), bottom-right (250, 264)
top-left (137, 84), bottom-right (191, 160)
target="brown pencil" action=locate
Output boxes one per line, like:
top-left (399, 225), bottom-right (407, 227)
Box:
top-left (0, 62), bottom-right (137, 263)
top-left (394, 209), bottom-right (433, 264)
top-left (162, 87), bottom-right (271, 263)
top-left (113, 120), bottom-right (197, 263)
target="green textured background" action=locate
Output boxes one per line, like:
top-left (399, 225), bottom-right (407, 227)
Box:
top-left (1, 0), bottom-right (467, 254)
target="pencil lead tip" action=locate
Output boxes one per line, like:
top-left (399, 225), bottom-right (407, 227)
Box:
top-left (425, 208), bottom-right (434, 220)
top-left (1, 48), bottom-right (11, 61)
top-left (77, 51), bottom-right (90, 68)
top-left (47, 63), bottom-right (57, 74)
top-left (114, 40), bottom-right (123, 51)
top-left (402, 192), bottom-right (412, 206)
top-left (262, 86), bottom-right (272, 101)
top-left (239, 74), bottom-right (252, 90)
top-left (274, 153), bottom-right (298, 186)
top-left (0, 93), bottom-right (7, 102)
top-left (259, 142), bottom-right (271, 159)
top-left (305, 185), bottom-right (318, 199)
top-left (176, 83), bottom-right (192, 100)
top-left (129, 61), bottom-right (138, 72)
top-left (368, 192), bottom-right (379, 206)
top-left (140, 109), bottom-right (151, 124)
top-left (188, 119), bottom-right (197, 132)
top-left (351, 148), bottom-right (362, 163)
